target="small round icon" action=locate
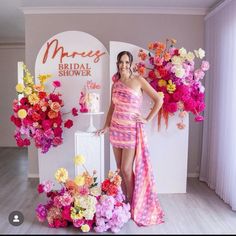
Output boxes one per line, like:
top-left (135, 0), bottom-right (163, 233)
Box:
top-left (9, 211), bottom-right (24, 226)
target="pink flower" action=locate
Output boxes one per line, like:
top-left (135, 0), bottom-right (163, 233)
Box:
top-left (42, 120), bottom-right (52, 130)
top-left (62, 206), bottom-right (72, 222)
top-left (37, 184), bottom-right (44, 193)
top-left (42, 180), bottom-right (54, 193)
top-left (201, 61), bottom-right (210, 71)
top-left (73, 219), bottom-right (85, 228)
top-left (78, 186), bottom-right (89, 196)
top-left (52, 137), bottom-right (63, 146)
top-left (52, 80), bottom-right (61, 88)
top-left (195, 115), bottom-right (204, 122)
top-left (194, 69), bottom-right (205, 80)
top-left (112, 73), bottom-right (119, 82)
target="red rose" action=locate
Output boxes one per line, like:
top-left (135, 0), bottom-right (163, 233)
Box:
top-left (72, 108), bottom-right (78, 116)
top-left (32, 112), bottom-right (41, 121)
top-left (101, 179), bottom-right (111, 192)
top-left (38, 92), bottom-right (47, 99)
top-left (20, 97), bottom-right (29, 105)
top-left (64, 119), bottom-right (73, 129)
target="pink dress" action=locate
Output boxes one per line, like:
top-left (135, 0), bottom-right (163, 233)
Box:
top-left (109, 80), bottom-right (164, 226)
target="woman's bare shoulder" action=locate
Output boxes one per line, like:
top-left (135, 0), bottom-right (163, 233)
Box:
top-left (132, 75), bottom-right (146, 85)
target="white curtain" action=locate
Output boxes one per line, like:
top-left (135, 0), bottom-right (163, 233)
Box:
top-left (200, 0), bottom-right (236, 210)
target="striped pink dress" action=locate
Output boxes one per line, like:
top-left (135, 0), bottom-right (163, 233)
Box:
top-left (110, 79), bottom-right (164, 226)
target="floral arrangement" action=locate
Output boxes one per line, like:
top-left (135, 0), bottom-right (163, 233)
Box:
top-left (35, 155), bottom-right (130, 232)
top-left (10, 64), bottom-right (78, 153)
top-left (136, 39), bottom-right (210, 130)
top-left (94, 170), bottom-right (131, 233)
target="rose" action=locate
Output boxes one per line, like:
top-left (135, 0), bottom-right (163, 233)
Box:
top-left (50, 102), bottom-right (61, 112)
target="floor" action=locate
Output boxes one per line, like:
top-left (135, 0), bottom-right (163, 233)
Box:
top-left (0, 147), bottom-right (236, 234)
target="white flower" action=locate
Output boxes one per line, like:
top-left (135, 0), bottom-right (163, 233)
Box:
top-left (198, 48), bottom-right (205, 59)
top-left (179, 47), bottom-right (187, 58)
top-left (194, 48), bottom-right (205, 59)
top-left (186, 51), bottom-right (195, 61)
top-left (172, 55), bottom-right (182, 65)
top-left (174, 65), bottom-right (185, 78)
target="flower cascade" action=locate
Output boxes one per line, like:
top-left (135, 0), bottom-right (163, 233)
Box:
top-left (10, 64), bottom-right (78, 153)
top-left (136, 39), bottom-right (210, 130)
top-left (35, 155), bottom-right (130, 232)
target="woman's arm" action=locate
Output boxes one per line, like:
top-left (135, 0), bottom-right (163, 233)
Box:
top-left (96, 84), bottom-right (115, 135)
top-left (137, 76), bottom-right (164, 123)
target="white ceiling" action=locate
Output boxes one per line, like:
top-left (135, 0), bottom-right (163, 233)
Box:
top-left (0, 0), bottom-right (223, 44)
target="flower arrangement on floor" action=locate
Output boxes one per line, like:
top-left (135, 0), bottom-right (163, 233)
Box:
top-left (136, 39), bottom-right (210, 130)
top-left (10, 64), bottom-right (78, 153)
top-left (35, 155), bottom-right (131, 232)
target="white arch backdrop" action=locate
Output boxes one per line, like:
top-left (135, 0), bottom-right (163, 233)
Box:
top-left (35, 31), bottom-right (109, 184)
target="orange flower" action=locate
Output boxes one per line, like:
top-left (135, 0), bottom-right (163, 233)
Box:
top-left (158, 79), bottom-right (167, 87)
top-left (138, 66), bottom-right (146, 75)
top-left (113, 175), bottom-right (122, 186)
top-left (65, 180), bottom-right (79, 196)
top-left (157, 42), bottom-right (166, 51)
top-left (50, 102), bottom-right (61, 112)
top-left (164, 52), bottom-right (171, 61)
top-left (33, 84), bottom-right (44, 92)
top-left (148, 42), bottom-right (154, 50)
top-left (155, 48), bottom-right (163, 57)
top-left (85, 175), bottom-right (93, 186)
top-left (138, 50), bottom-right (147, 61)
top-left (48, 110), bottom-right (58, 119)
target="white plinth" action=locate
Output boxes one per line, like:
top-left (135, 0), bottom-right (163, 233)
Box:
top-left (75, 131), bottom-right (104, 183)
top-left (78, 112), bottom-right (104, 132)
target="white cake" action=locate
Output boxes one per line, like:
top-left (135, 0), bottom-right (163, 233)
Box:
top-left (86, 92), bottom-right (100, 113)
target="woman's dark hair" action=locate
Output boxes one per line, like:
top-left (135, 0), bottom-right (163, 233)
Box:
top-left (116, 51), bottom-right (133, 79)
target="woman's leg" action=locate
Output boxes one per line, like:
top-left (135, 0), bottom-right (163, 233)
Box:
top-left (121, 148), bottom-right (135, 204)
top-left (112, 146), bottom-right (127, 197)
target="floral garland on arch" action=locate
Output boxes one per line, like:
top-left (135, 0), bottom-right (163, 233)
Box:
top-left (10, 64), bottom-right (79, 153)
top-left (136, 39), bottom-right (210, 130)
top-left (35, 155), bottom-right (131, 232)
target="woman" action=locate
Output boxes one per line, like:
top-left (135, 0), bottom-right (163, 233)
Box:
top-left (97, 51), bottom-right (164, 226)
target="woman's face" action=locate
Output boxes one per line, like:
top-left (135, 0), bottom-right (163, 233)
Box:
top-left (118, 54), bottom-right (131, 76)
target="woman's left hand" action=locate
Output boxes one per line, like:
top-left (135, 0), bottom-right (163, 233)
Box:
top-left (136, 115), bottom-right (148, 124)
